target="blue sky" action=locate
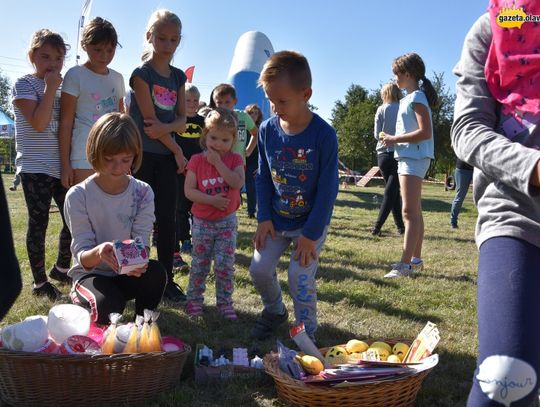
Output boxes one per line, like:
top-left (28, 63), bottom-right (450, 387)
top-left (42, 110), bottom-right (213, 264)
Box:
top-left (0, 0), bottom-right (487, 121)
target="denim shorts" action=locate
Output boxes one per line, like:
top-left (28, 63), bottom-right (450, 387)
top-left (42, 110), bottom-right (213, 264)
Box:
top-left (397, 157), bottom-right (431, 178)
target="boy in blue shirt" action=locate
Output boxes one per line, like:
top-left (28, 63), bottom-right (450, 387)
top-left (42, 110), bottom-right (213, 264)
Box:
top-left (249, 51), bottom-right (338, 341)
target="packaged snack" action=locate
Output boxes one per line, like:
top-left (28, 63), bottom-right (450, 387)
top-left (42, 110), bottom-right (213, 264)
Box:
top-left (139, 311), bottom-right (152, 353)
top-left (48, 304), bottom-right (90, 344)
top-left (148, 310), bottom-right (162, 352)
top-left (101, 313), bottom-right (122, 354)
top-left (123, 323), bottom-right (139, 353)
top-left (59, 335), bottom-right (101, 355)
top-left (112, 237), bottom-right (149, 274)
top-left (2, 316), bottom-right (48, 352)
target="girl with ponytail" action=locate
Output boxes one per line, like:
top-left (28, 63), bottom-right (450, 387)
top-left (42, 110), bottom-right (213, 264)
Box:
top-left (379, 52), bottom-right (438, 278)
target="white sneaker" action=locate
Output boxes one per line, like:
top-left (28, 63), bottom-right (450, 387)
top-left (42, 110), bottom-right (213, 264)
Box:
top-left (391, 259), bottom-right (423, 272)
top-left (384, 262), bottom-right (413, 278)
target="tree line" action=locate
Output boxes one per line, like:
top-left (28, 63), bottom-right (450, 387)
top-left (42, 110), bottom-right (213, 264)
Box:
top-left (331, 72), bottom-right (456, 179)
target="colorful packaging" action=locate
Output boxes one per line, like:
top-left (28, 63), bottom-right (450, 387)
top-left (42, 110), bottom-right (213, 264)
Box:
top-left (59, 335), bottom-right (101, 355)
top-left (112, 237), bottom-right (149, 274)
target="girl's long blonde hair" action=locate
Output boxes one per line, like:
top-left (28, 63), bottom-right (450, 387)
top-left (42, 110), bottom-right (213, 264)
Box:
top-left (141, 9), bottom-right (182, 62)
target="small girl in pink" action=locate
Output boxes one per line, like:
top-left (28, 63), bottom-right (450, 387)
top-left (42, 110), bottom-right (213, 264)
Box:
top-left (184, 108), bottom-right (245, 320)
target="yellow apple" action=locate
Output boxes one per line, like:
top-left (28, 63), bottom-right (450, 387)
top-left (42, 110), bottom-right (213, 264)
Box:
top-left (345, 339), bottom-right (369, 354)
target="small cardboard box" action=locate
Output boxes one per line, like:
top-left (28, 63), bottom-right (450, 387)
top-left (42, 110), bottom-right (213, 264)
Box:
top-left (194, 343), bottom-right (264, 382)
top-left (112, 237), bottom-right (148, 274)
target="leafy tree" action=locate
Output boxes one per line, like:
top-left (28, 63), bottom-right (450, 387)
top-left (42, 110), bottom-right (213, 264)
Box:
top-left (0, 69), bottom-right (13, 118)
top-left (331, 84), bottom-right (380, 171)
top-left (428, 72), bottom-right (456, 178)
top-left (0, 69), bottom-right (15, 171)
top-left (331, 73), bottom-right (456, 179)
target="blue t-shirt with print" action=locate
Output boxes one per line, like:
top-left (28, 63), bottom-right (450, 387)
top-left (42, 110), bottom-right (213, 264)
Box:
top-left (256, 113), bottom-right (338, 241)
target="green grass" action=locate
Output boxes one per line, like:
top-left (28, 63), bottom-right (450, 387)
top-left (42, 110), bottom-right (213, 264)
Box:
top-left (2, 177), bottom-right (479, 406)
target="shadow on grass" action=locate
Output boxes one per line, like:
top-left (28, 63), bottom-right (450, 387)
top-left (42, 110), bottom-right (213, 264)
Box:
top-left (416, 349), bottom-right (476, 407)
top-left (335, 188), bottom-right (454, 214)
top-left (317, 289), bottom-right (442, 324)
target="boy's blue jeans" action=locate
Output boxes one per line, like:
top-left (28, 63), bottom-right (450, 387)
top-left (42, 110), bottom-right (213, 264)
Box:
top-left (450, 167), bottom-right (473, 226)
top-left (249, 227), bottom-right (328, 337)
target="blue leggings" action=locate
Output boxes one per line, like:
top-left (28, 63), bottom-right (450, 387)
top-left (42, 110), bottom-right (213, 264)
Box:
top-left (468, 237), bottom-right (540, 407)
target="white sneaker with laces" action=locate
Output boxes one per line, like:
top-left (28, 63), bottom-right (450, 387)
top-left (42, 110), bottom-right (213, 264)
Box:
top-left (391, 259), bottom-right (424, 272)
top-left (384, 262), bottom-right (413, 278)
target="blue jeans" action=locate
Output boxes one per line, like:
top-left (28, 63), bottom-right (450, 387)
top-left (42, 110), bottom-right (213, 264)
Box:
top-left (450, 167), bottom-right (473, 226)
top-left (249, 227), bottom-right (328, 337)
top-left (467, 237), bottom-right (540, 406)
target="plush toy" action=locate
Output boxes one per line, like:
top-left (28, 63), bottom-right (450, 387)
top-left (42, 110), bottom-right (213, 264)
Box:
top-left (325, 346), bottom-right (348, 366)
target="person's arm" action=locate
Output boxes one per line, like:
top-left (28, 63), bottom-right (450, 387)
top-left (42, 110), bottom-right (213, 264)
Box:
top-left (64, 185), bottom-right (111, 272)
top-left (302, 129), bottom-right (339, 241)
top-left (381, 102), bottom-right (432, 146)
top-left (244, 113), bottom-right (257, 157)
top-left (59, 92), bottom-right (77, 188)
top-left (130, 183), bottom-right (155, 248)
top-left (13, 70), bottom-right (63, 132)
top-left (451, 13), bottom-right (540, 193)
top-left (131, 76), bottom-right (186, 170)
top-left (374, 106), bottom-right (384, 140)
top-left (184, 168), bottom-right (230, 210)
top-left (0, 173), bottom-right (22, 320)
top-left (255, 125), bottom-right (274, 223)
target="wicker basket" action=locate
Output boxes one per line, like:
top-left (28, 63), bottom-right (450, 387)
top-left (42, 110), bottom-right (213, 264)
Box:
top-left (0, 346), bottom-right (191, 407)
top-left (263, 341), bottom-right (434, 407)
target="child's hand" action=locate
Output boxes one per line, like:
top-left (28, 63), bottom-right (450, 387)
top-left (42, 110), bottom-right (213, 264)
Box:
top-left (212, 193), bottom-right (230, 210)
top-left (143, 119), bottom-right (168, 139)
top-left (253, 220), bottom-right (276, 251)
top-left (380, 134), bottom-right (397, 148)
top-left (60, 164), bottom-right (74, 189)
top-left (44, 69), bottom-right (63, 90)
top-left (293, 235), bottom-right (317, 267)
top-left (127, 263), bottom-right (148, 278)
top-left (206, 148), bottom-right (222, 167)
top-left (174, 152), bottom-right (187, 174)
top-left (95, 242), bottom-right (118, 272)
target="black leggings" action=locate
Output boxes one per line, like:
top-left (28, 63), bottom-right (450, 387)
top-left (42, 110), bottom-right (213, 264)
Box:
top-left (374, 152), bottom-right (404, 231)
top-left (134, 152), bottom-right (177, 279)
top-left (20, 173), bottom-right (71, 284)
top-left (175, 173), bottom-right (192, 250)
top-left (72, 260), bottom-right (167, 324)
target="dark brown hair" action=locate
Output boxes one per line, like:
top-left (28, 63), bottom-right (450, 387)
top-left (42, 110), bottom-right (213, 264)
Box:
top-left (81, 17), bottom-right (118, 47)
top-left (392, 52), bottom-right (438, 108)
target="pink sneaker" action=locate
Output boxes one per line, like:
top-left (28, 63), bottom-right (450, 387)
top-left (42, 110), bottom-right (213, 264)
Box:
top-left (218, 304), bottom-right (237, 321)
top-left (186, 301), bottom-right (203, 317)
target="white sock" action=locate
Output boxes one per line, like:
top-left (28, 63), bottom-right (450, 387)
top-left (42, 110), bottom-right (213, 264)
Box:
top-left (34, 281), bottom-right (46, 289)
top-left (55, 265), bottom-right (69, 273)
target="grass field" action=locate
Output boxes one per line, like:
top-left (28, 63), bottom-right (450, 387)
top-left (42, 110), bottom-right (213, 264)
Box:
top-left (1, 176), bottom-right (479, 406)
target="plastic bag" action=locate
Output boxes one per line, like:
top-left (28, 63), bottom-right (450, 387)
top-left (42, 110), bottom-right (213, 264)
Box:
top-left (148, 310), bottom-right (162, 352)
top-left (101, 313), bottom-right (122, 354)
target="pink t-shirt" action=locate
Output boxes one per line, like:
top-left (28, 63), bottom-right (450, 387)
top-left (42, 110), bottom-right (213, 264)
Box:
top-left (186, 152), bottom-right (243, 220)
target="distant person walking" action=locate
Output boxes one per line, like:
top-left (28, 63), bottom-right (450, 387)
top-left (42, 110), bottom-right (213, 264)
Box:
top-left (449, 158), bottom-right (473, 229)
top-left (371, 83), bottom-right (405, 237)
